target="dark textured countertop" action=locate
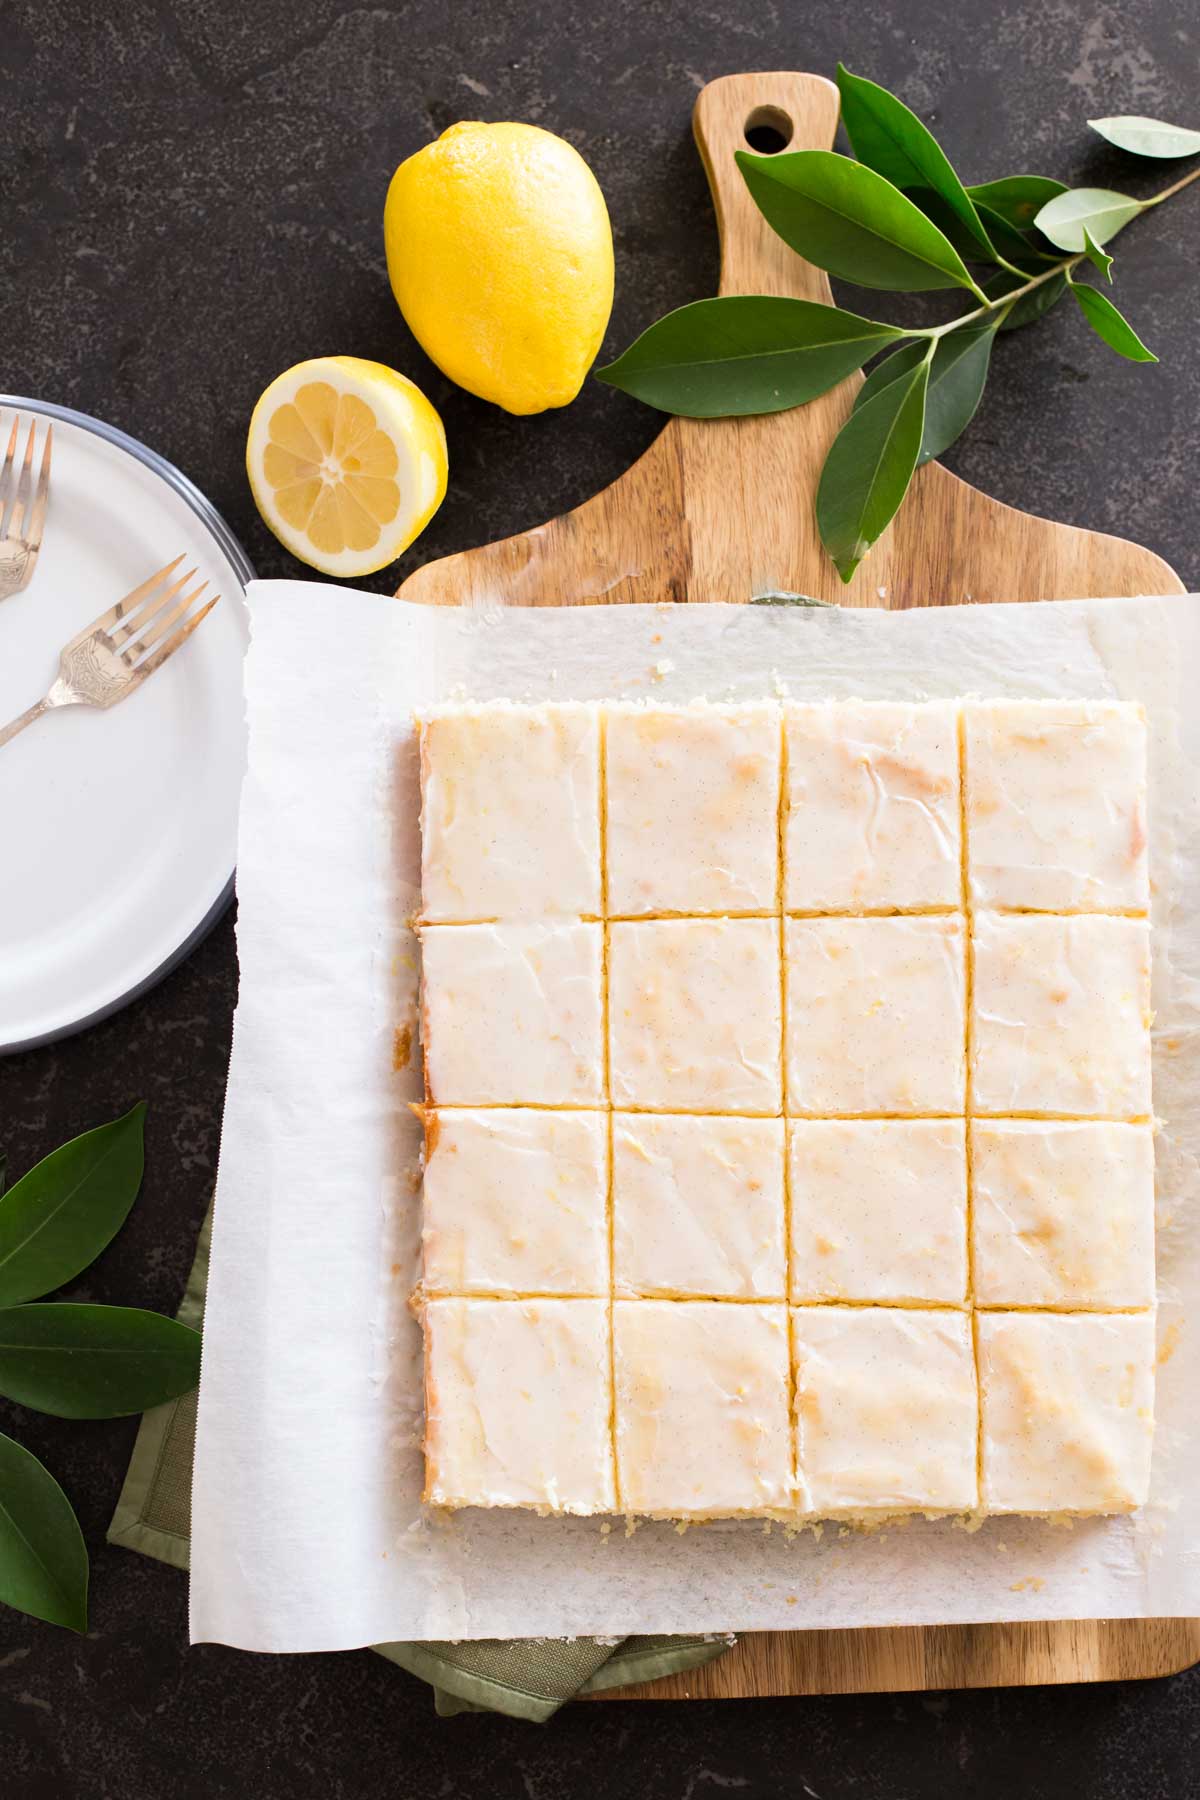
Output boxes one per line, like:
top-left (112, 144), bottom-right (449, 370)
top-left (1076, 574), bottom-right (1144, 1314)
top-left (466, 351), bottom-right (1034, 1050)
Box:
top-left (3, 1), bottom-right (1199, 1793)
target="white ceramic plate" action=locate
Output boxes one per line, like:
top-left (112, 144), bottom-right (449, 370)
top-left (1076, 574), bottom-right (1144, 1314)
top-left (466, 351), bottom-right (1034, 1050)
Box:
top-left (0, 398), bottom-right (253, 1052)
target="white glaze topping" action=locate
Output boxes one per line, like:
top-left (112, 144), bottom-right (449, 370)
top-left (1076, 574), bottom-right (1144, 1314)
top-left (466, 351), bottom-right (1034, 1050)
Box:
top-left (612, 1113), bottom-right (785, 1298)
top-left (422, 1109), bottom-right (608, 1296)
top-left (785, 915), bottom-right (966, 1114)
top-left (788, 1119), bottom-right (968, 1304)
top-left (964, 698), bottom-right (1148, 913)
top-left (418, 702), bottom-right (602, 920)
top-left (970, 913), bottom-right (1152, 1118)
top-left (785, 700), bottom-right (961, 910)
top-left (607, 917), bottom-right (782, 1112)
top-left (792, 1306), bottom-right (978, 1514)
top-left (605, 702), bottom-right (781, 914)
top-left (420, 921), bottom-right (604, 1105)
top-left (423, 1298), bottom-right (615, 1513)
top-left (414, 696), bottom-right (1157, 1525)
top-left (977, 1311), bottom-right (1155, 1513)
top-left (613, 1301), bottom-right (792, 1516)
top-left (971, 1120), bottom-right (1155, 1309)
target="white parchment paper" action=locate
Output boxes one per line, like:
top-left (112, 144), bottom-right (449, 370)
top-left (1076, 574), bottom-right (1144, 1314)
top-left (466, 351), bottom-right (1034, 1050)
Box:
top-left (190, 584), bottom-right (1200, 1652)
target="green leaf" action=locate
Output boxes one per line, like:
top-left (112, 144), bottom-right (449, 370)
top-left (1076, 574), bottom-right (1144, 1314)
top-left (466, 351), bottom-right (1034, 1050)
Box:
top-left (1082, 227), bottom-right (1114, 282)
top-left (856, 326), bottom-right (996, 464)
top-left (966, 175), bottom-right (1068, 228)
top-left (736, 149), bottom-right (979, 293)
top-left (1089, 116), bottom-right (1200, 159)
top-left (817, 350), bottom-right (930, 581)
top-left (909, 189), bottom-right (1045, 269)
top-left (0, 1104), bottom-right (146, 1310)
top-left (0, 1432), bottom-right (87, 1632)
top-left (595, 296), bottom-right (903, 417)
top-left (1068, 279), bottom-right (1157, 363)
top-left (0, 1304), bottom-right (201, 1418)
top-left (855, 340), bottom-right (928, 411)
top-left (835, 64), bottom-right (996, 262)
top-left (973, 201), bottom-right (1052, 267)
top-left (918, 326), bottom-right (996, 461)
top-left (983, 268), bottom-right (1070, 331)
top-left (1034, 187), bottom-right (1142, 251)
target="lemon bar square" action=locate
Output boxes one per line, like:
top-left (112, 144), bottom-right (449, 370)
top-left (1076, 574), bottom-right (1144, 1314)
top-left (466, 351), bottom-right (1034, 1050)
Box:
top-left (977, 1311), bottom-right (1155, 1513)
top-left (791, 1307), bottom-right (978, 1515)
top-left (784, 700), bottom-right (961, 911)
top-left (972, 1121), bottom-right (1155, 1309)
top-left (419, 921), bottom-right (604, 1105)
top-left (607, 918), bottom-right (782, 1112)
top-left (788, 1119), bottom-right (967, 1304)
top-left (784, 915), bottom-right (966, 1115)
top-left (605, 702), bottom-right (781, 915)
top-left (970, 913), bottom-right (1152, 1118)
top-left (418, 702), bottom-right (601, 920)
top-left (613, 1301), bottom-right (792, 1516)
top-left (964, 698), bottom-right (1149, 913)
top-left (612, 1113), bottom-right (785, 1299)
top-left (422, 1109), bottom-right (608, 1296)
top-left (422, 1298), bottom-right (615, 1512)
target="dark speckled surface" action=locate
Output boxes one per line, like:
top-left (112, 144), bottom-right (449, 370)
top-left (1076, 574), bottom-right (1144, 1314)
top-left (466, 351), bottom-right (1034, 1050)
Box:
top-left (2, 0), bottom-right (1199, 1793)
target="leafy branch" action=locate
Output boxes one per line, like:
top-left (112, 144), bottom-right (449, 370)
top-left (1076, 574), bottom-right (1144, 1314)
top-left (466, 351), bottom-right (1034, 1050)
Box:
top-left (598, 65), bottom-right (1200, 581)
top-left (0, 1106), bottom-right (201, 1632)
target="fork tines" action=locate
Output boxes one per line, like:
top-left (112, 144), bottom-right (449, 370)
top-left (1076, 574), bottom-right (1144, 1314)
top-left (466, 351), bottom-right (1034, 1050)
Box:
top-left (0, 411), bottom-right (53, 558)
top-left (83, 554), bottom-right (221, 675)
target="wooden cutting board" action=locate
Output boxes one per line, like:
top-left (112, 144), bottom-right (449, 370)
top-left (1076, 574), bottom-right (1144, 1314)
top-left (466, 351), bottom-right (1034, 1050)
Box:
top-left (397, 70), bottom-right (1195, 1699)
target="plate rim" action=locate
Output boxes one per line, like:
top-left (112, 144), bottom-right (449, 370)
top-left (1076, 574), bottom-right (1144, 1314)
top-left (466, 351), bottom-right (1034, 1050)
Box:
top-left (0, 394), bottom-right (255, 1058)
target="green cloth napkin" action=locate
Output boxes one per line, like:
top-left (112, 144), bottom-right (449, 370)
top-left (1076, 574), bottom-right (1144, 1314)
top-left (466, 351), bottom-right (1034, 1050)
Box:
top-left (107, 1207), bottom-right (730, 1720)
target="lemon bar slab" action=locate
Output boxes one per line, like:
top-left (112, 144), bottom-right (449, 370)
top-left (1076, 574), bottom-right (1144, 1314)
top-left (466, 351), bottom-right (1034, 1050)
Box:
top-left (970, 913), bottom-right (1152, 1118)
top-left (418, 702), bottom-right (602, 920)
top-left (607, 917), bottom-right (782, 1112)
top-left (419, 921), bottom-right (604, 1105)
top-left (791, 1306), bottom-right (978, 1515)
top-left (784, 915), bottom-right (966, 1115)
top-left (964, 698), bottom-right (1149, 913)
top-left (788, 1119), bottom-right (968, 1305)
top-left (605, 702), bottom-right (781, 915)
top-left (613, 1301), bottom-right (792, 1517)
top-left (421, 1109), bottom-right (608, 1297)
top-left (972, 1120), bottom-right (1155, 1309)
top-left (612, 1113), bottom-right (785, 1299)
top-left (784, 700), bottom-right (961, 911)
top-left (422, 1298), bottom-right (615, 1513)
top-left (976, 1311), bottom-right (1155, 1513)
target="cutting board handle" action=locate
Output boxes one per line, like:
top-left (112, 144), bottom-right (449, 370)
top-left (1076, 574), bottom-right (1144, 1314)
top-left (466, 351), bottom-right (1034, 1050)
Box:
top-left (398, 68), bottom-right (1182, 608)
top-left (692, 72), bottom-right (841, 302)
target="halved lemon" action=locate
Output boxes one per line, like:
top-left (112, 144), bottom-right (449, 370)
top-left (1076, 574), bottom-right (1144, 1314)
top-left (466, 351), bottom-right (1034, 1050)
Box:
top-left (246, 356), bottom-right (448, 578)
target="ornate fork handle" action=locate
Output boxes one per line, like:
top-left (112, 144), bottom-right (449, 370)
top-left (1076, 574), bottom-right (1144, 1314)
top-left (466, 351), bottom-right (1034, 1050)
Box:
top-left (0, 681), bottom-right (72, 750)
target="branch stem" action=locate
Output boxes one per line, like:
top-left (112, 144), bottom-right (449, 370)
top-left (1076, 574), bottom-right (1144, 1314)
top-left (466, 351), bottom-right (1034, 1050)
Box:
top-left (1141, 163), bottom-right (1200, 208)
top-left (916, 255), bottom-right (1084, 338)
top-left (908, 159), bottom-right (1199, 344)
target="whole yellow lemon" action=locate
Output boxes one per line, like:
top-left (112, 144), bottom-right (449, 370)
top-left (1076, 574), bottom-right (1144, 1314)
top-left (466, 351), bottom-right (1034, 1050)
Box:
top-left (384, 121), bottom-right (614, 416)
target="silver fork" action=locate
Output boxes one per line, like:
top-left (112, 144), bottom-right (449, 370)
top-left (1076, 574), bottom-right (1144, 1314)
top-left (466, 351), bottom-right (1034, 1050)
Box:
top-left (0, 413), bottom-right (53, 600)
top-left (0, 555), bottom-right (220, 751)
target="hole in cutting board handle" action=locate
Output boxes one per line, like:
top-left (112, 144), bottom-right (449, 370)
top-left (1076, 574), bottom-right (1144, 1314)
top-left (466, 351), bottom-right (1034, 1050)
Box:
top-left (743, 106), bottom-right (793, 153)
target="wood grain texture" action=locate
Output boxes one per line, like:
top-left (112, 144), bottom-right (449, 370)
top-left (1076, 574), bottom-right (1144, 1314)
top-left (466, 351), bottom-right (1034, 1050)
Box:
top-left (397, 70), bottom-right (1191, 1698)
top-left (397, 73), bottom-right (1182, 610)
top-left (586, 1618), bottom-right (1200, 1701)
